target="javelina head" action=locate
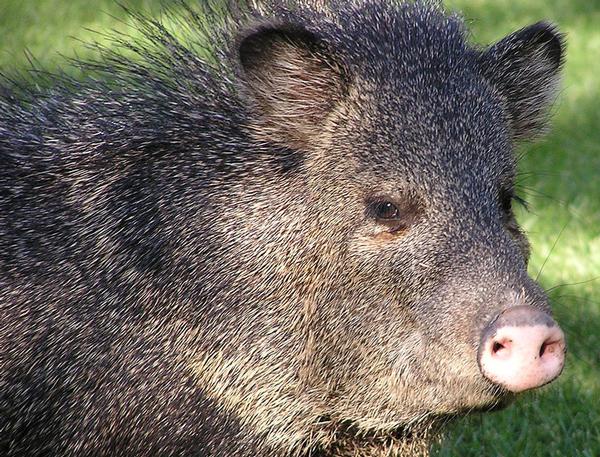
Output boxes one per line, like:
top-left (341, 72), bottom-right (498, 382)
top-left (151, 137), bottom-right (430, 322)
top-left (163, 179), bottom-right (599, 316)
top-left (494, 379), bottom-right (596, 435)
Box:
top-left (199, 1), bottom-right (565, 453)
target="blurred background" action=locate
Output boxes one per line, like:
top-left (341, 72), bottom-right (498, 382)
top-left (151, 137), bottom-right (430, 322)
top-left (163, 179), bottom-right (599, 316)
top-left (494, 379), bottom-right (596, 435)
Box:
top-left (1, 0), bottom-right (598, 455)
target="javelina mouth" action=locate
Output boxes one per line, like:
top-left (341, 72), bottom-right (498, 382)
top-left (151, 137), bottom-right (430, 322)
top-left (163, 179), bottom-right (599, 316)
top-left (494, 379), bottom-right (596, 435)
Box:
top-left (468, 391), bottom-right (516, 413)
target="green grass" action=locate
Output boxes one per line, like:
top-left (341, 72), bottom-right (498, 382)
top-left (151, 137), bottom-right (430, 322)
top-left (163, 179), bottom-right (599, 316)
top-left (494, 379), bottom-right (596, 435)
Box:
top-left (0, 0), bottom-right (165, 70)
top-left (1, 1), bottom-right (598, 456)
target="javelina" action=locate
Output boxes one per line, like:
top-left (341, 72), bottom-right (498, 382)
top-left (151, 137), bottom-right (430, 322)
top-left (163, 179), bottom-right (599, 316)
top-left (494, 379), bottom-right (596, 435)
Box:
top-left (0, 1), bottom-right (567, 456)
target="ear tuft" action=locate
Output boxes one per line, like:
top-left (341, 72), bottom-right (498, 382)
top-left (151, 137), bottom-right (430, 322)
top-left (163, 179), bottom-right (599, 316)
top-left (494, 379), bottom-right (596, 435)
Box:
top-left (480, 22), bottom-right (565, 140)
top-left (238, 23), bottom-right (346, 149)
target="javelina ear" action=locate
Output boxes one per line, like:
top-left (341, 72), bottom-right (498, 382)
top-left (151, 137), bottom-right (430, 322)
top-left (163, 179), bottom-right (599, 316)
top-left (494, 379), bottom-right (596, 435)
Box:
top-left (480, 22), bottom-right (565, 140)
top-left (238, 24), bottom-right (346, 149)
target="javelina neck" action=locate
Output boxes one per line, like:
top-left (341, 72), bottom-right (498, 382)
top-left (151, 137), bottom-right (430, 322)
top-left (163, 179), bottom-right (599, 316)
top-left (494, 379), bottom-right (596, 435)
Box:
top-left (306, 427), bottom-right (434, 457)
top-left (286, 417), bottom-right (440, 457)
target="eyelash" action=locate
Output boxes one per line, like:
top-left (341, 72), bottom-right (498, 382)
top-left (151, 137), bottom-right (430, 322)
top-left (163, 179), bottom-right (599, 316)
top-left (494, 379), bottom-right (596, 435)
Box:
top-left (512, 194), bottom-right (529, 210)
top-left (500, 188), bottom-right (529, 214)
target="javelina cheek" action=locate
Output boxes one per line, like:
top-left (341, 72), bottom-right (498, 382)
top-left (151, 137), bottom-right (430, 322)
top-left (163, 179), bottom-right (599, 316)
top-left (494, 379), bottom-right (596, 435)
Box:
top-left (389, 331), bottom-right (427, 375)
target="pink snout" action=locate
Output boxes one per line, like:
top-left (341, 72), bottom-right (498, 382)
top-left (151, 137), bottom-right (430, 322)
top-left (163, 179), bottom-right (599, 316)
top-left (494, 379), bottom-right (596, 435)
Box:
top-left (478, 306), bottom-right (566, 393)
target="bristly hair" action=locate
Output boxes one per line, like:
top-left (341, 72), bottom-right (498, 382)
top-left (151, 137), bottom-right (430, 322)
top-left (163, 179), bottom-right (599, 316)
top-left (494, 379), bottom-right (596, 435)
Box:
top-left (0, 0), bottom-right (457, 164)
top-left (0, 3), bottom-right (565, 456)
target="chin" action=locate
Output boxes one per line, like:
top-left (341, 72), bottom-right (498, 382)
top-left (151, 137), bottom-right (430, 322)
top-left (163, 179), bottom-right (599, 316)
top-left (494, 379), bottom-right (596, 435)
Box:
top-left (449, 389), bottom-right (516, 417)
top-left (477, 393), bottom-right (516, 412)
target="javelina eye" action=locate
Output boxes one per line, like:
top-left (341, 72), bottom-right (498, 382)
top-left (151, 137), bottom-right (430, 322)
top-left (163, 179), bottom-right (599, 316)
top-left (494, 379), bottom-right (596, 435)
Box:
top-left (373, 201), bottom-right (400, 220)
top-left (366, 195), bottom-right (423, 233)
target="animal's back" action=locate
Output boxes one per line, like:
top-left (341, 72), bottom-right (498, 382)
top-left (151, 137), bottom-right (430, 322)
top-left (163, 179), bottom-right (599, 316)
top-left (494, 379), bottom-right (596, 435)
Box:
top-left (0, 12), bottom-right (257, 455)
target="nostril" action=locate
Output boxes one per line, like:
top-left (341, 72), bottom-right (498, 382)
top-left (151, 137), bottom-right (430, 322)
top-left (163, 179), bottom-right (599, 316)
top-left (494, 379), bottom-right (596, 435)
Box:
top-left (540, 339), bottom-right (560, 358)
top-left (491, 338), bottom-right (512, 359)
top-left (539, 341), bottom-right (547, 358)
top-left (492, 341), bottom-right (503, 354)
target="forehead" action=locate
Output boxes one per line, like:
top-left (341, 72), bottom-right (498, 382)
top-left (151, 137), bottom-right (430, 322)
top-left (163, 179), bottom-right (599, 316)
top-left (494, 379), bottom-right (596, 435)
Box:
top-left (335, 9), bottom-right (515, 190)
top-left (351, 76), bottom-right (515, 194)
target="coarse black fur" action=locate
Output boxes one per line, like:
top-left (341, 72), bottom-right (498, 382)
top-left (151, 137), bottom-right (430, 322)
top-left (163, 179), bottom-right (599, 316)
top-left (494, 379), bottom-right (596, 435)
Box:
top-left (0, 1), bottom-right (564, 456)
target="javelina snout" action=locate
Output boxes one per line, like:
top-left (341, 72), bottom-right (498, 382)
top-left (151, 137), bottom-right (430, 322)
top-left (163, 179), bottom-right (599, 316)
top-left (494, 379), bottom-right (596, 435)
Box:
top-left (405, 211), bottom-right (566, 398)
top-left (479, 306), bottom-right (566, 393)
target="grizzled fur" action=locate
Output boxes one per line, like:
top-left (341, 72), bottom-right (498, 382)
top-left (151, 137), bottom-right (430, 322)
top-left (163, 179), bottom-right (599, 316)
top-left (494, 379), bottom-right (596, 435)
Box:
top-left (0, 1), bottom-right (564, 456)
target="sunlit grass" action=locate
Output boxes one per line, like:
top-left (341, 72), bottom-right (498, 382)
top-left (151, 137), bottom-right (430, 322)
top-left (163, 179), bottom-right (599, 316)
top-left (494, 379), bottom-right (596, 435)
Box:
top-left (1, 0), bottom-right (598, 455)
top-left (0, 0), bottom-right (166, 71)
